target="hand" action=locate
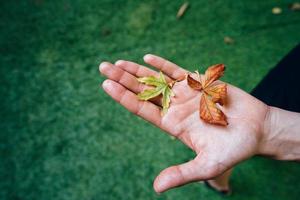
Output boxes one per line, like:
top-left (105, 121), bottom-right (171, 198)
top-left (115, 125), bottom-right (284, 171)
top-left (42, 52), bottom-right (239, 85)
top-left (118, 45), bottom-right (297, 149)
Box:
top-left (99, 54), bottom-right (270, 193)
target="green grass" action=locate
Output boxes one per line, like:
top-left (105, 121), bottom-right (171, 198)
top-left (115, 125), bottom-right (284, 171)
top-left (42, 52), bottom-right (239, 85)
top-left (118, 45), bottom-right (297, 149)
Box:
top-left (1, 0), bottom-right (300, 199)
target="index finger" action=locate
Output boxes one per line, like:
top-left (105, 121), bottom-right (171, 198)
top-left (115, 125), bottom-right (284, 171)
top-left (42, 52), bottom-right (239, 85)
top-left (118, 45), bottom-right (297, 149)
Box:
top-left (143, 54), bottom-right (188, 80)
top-left (115, 60), bottom-right (172, 82)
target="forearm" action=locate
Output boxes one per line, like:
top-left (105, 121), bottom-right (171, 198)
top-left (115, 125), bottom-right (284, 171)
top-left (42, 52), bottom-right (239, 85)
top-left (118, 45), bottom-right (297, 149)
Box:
top-left (260, 106), bottom-right (300, 161)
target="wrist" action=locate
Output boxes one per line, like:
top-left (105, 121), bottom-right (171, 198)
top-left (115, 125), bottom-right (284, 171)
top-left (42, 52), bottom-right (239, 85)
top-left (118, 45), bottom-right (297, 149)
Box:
top-left (259, 106), bottom-right (300, 161)
top-left (258, 106), bottom-right (278, 158)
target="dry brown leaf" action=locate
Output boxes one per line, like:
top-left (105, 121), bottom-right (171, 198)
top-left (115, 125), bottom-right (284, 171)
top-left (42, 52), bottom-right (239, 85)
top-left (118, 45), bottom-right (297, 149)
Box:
top-left (177, 2), bottom-right (189, 19)
top-left (289, 2), bottom-right (300, 11)
top-left (272, 7), bottom-right (282, 14)
top-left (205, 83), bottom-right (227, 105)
top-left (187, 64), bottom-right (228, 126)
top-left (224, 36), bottom-right (235, 44)
top-left (187, 74), bottom-right (202, 90)
top-left (200, 93), bottom-right (228, 126)
top-left (202, 64), bottom-right (225, 88)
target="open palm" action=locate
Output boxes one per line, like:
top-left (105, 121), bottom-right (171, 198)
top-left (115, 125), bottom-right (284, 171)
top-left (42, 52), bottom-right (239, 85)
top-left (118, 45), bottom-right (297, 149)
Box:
top-left (99, 54), bottom-right (269, 193)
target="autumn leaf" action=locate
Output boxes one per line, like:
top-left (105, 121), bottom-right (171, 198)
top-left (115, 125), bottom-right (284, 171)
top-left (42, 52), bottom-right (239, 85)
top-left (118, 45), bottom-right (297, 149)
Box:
top-left (187, 72), bottom-right (202, 90)
top-left (224, 36), bottom-right (235, 44)
top-left (204, 83), bottom-right (227, 105)
top-left (289, 2), bottom-right (300, 11)
top-left (176, 2), bottom-right (189, 19)
top-left (187, 64), bottom-right (228, 126)
top-left (137, 71), bottom-right (174, 115)
top-left (200, 93), bottom-right (227, 126)
top-left (201, 64), bottom-right (225, 87)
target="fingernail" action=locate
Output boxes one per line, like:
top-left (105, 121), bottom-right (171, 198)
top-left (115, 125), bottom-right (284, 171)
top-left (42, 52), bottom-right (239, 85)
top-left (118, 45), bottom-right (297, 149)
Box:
top-left (99, 62), bottom-right (110, 73)
top-left (143, 54), bottom-right (154, 62)
top-left (102, 80), bottom-right (111, 90)
top-left (115, 60), bottom-right (124, 66)
top-left (154, 180), bottom-right (165, 194)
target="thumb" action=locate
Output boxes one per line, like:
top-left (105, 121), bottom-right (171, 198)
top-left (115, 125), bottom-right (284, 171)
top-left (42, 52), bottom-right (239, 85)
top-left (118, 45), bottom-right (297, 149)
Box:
top-left (153, 157), bottom-right (226, 193)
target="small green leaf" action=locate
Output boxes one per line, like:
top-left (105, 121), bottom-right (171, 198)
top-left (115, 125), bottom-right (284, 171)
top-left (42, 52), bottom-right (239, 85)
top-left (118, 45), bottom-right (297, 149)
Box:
top-left (137, 76), bottom-right (163, 86)
top-left (162, 87), bottom-right (172, 115)
top-left (159, 71), bottom-right (167, 84)
top-left (137, 85), bottom-right (166, 100)
top-left (137, 71), bottom-right (175, 115)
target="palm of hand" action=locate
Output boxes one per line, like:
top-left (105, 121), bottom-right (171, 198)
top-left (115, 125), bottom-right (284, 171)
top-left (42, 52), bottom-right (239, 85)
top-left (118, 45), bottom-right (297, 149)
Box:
top-left (99, 54), bottom-right (269, 193)
top-left (162, 79), bottom-right (268, 174)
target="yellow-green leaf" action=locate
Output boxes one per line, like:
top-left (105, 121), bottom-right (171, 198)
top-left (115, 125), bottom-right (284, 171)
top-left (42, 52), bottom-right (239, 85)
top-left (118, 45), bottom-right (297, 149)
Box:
top-left (137, 76), bottom-right (163, 87)
top-left (137, 85), bottom-right (166, 100)
top-left (162, 87), bottom-right (173, 115)
top-left (137, 71), bottom-right (174, 115)
top-left (159, 71), bottom-right (167, 84)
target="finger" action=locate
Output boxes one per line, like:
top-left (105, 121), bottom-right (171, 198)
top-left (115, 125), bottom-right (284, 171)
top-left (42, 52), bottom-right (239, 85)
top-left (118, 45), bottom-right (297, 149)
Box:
top-left (100, 62), bottom-right (162, 106)
top-left (153, 156), bottom-right (227, 193)
top-left (115, 60), bottom-right (173, 82)
top-left (102, 79), bottom-right (162, 127)
top-left (100, 61), bottom-right (146, 94)
top-left (143, 54), bottom-right (187, 80)
top-left (153, 159), bottom-right (200, 193)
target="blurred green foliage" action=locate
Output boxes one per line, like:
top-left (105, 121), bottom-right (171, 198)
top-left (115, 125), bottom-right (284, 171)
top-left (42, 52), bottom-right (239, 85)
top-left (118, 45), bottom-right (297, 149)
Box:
top-left (0, 0), bottom-right (300, 199)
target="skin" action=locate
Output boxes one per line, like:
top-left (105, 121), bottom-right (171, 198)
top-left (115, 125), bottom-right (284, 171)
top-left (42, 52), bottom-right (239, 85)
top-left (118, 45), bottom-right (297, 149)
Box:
top-left (207, 168), bottom-right (233, 192)
top-left (99, 54), bottom-right (300, 193)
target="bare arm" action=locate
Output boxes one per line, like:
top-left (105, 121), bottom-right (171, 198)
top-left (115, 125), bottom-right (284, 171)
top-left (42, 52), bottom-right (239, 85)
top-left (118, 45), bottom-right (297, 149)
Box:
top-left (260, 106), bottom-right (300, 161)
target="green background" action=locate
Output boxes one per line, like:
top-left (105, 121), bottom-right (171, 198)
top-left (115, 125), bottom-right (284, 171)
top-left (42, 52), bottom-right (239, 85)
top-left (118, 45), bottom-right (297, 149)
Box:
top-left (1, 0), bottom-right (300, 199)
